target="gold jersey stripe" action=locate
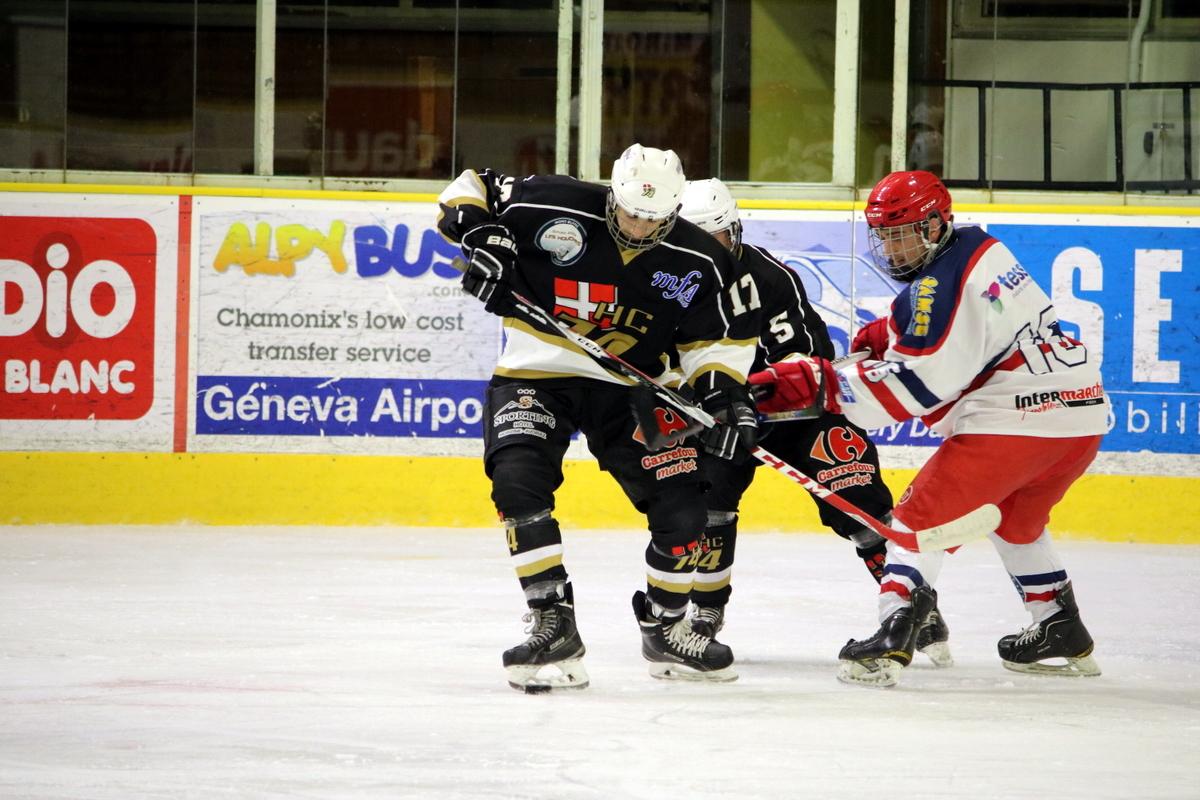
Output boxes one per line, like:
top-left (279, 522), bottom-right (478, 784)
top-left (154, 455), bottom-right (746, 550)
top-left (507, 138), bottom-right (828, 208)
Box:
top-left (514, 554), bottom-right (564, 579)
top-left (646, 574), bottom-right (695, 594)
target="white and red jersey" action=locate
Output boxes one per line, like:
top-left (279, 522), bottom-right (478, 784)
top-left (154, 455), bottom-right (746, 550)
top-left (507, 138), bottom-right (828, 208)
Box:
top-left (835, 225), bottom-right (1110, 439)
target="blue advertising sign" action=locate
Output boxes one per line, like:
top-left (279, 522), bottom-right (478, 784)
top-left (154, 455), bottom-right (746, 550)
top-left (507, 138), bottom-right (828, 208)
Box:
top-left (196, 376), bottom-right (487, 437)
top-left (743, 215), bottom-right (1200, 455)
top-left (992, 223), bottom-right (1199, 455)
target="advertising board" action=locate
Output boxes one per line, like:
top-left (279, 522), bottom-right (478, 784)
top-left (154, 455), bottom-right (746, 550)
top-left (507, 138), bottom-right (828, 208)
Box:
top-left (742, 210), bottom-right (1199, 456)
top-left (188, 196), bottom-right (500, 455)
top-left (0, 193), bottom-right (179, 450)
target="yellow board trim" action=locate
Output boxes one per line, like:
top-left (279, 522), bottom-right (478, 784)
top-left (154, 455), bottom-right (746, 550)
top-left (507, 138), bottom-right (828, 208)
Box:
top-left (0, 181), bottom-right (438, 204)
top-left (0, 452), bottom-right (1196, 544)
top-left (4, 182), bottom-right (1197, 218)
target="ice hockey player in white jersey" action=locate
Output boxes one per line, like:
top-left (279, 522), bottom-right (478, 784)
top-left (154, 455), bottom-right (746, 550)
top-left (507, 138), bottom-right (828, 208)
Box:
top-left (750, 170), bottom-right (1108, 687)
top-left (437, 145), bottom-right (760, 692)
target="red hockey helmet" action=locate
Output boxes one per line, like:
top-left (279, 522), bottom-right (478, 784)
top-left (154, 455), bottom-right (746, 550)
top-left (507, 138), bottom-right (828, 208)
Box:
top-left (865, 170), bottom-right (952, 228)
top-left (864, 171), bottom-right (953, 280)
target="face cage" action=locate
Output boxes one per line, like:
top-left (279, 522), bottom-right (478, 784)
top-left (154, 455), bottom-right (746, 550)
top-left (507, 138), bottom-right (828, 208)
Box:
top-left (606, 191), bottom-right (677, 252)
top-left (724, 220), bottom-right (743, 252)
top-left (867, 218), bottom-right (939, 281)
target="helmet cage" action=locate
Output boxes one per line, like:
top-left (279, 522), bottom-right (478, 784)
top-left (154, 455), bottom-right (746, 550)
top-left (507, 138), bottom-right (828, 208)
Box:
top-left (605, 189), bottom-right (678, 252)
top-left (866, 216), bottom-right (944, 281)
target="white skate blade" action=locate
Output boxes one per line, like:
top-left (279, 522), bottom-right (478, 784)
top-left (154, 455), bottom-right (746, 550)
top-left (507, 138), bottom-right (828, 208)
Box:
top-left (505, 659), bottom-right (590, 693)
top-left (837, 658), bottom-right (902, 688)
top-left (920, 641), bottom-right (955, 668)
top-left (647, 661), bottom-right (738, 682)
top-left (1001, 653), bottom-right (1101, 677)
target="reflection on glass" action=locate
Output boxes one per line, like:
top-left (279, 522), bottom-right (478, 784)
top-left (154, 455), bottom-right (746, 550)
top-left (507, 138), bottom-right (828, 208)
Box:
top-left (67, 2), bottom-right (197, 172)
top-left (275, 2), bottom-right (557, 180)
top-left (275, 1), bottom-right (327, 177)
top-left (743, 0), bottom-right (837, 182)
top-left (0, 1), bottom-right (66, 170)
top-left (453, 5), bottom-right (558, 177)
top-left (856, 0), bottom-right (896, 188)
top-left (601, 3), bottom-right (715, 178)
top-left (196, 1), bottom-right (257, 175)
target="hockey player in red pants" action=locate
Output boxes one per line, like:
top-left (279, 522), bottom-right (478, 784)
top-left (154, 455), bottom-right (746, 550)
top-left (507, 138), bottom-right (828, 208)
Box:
top-left (750, 170), bottom-right (1107, 687)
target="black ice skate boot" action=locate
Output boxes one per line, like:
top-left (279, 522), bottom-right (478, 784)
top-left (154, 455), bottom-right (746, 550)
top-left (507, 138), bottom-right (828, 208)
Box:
top-left (837, 585), bottom-right (936, 688)
top-left (688, 603), bottom-right (726, 639)
top-left (997, 582), bottom-right (1100, 677)
top-left (502, 583), bottom-right (589, 693)
top-left (915, 597), bottom-right (953, 668)
top-left (634, 591), bottom-right (737, 682)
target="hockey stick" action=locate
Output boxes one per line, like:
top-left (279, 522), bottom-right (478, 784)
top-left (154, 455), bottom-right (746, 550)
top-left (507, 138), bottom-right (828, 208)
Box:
top-left (454, 259), bottom-right (998, 551)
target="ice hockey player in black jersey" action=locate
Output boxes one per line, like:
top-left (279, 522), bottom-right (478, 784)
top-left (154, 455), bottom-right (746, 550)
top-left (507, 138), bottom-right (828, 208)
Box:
top-left (678, 177), bottom-right (951, 666)
top-left (437, 145), bottom-right (761, 692)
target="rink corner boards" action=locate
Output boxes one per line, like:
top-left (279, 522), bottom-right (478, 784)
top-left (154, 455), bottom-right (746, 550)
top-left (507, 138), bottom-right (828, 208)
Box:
top-left (1, 451), bottom-right (1196, 544)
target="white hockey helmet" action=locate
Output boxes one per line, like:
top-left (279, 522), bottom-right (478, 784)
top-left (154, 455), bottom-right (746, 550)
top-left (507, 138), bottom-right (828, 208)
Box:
top-left (680, 178), bottom-right (742, 251)
top-left (606, 143), bottom-right (685, 251)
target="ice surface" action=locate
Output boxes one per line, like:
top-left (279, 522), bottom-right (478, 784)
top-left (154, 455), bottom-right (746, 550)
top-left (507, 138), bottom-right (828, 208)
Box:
top-left (1, 527), bottom-right (1196, 799)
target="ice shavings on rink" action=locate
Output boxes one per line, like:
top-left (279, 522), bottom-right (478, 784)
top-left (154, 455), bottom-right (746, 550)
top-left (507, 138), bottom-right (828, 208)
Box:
top-left (0, 526), bottom-right (1196, 799)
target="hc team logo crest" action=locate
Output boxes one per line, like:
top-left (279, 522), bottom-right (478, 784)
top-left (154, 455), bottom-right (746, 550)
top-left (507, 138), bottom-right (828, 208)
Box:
top-left (553, 278), bottom-right (616, 327)
top-left (640, 184), bottom-right (656, 198)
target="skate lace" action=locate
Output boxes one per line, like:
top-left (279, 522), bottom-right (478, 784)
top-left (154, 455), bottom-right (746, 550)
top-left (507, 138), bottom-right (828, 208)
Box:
top-left (521, 608), bottom-right (560, 647)
top-left (695, 606), bottom-right (723, 627)
top-left (666, 619), bottom-right (711, 658)
top-left (1014, 622), bottom-right (1043, 646)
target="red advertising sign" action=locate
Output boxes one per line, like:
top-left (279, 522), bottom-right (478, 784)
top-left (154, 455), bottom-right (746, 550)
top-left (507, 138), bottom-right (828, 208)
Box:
top-left (1, 216), bottom-right (157, 419)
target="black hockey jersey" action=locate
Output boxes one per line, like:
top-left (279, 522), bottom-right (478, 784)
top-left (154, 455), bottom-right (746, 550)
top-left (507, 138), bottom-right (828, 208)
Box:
top-left (738, 243), bottom-right (836, 370)
top-left (438, 170), bottom-right (759, 392)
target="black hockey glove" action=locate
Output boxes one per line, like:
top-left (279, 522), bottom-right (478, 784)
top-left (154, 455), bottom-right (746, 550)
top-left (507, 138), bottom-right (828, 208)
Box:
top-left (696, 384), bottom-right (758, 461)
top-left (460, 223), bottom-right (519, 316)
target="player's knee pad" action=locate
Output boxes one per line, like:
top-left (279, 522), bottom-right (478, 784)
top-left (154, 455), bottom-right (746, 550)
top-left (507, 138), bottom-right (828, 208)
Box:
top-left (488, 446), bottom-right (559, 519)
top-left (706, 510), bottom-right (737, 528)
top-left (645, 487), bottom-right (707, 558)
top-left (702, 509), bottom-right (738, 559)
top-left (845, 523), bottom-right (887, 550)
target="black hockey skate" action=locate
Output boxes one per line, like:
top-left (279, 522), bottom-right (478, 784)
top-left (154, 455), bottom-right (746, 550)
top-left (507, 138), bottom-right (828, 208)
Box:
top-left (915, 598), bottom-right (954, 668)
top-left (837, 585), bottom-right (937, 687)
top-left (502, 584), bottom-right (589, 693)
top-left (688, 603), bottom-right (726, 639)
top-left (634, 591), bottom-right (736, 682)
top-left (997, 582), bottom-right (1100, 677)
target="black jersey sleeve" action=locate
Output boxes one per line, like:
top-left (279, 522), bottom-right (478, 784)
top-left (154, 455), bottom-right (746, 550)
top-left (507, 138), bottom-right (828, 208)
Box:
top-left (744, 244), bottom-right (836, 362)
top-left (436, 168), bottom-right (522, 243)
top-left (675, 244), bottom-right (761, 392)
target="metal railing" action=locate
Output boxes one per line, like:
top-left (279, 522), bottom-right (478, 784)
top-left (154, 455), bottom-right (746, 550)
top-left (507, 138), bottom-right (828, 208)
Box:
top-left (919, 79), bottom-right (1198, 193)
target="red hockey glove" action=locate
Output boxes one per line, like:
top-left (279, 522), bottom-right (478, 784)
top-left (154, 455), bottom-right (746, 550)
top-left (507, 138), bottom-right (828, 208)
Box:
top-left (851, 316), bottom-right (890, 358)
top-left (749, 356), bottom-right (841, 415)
